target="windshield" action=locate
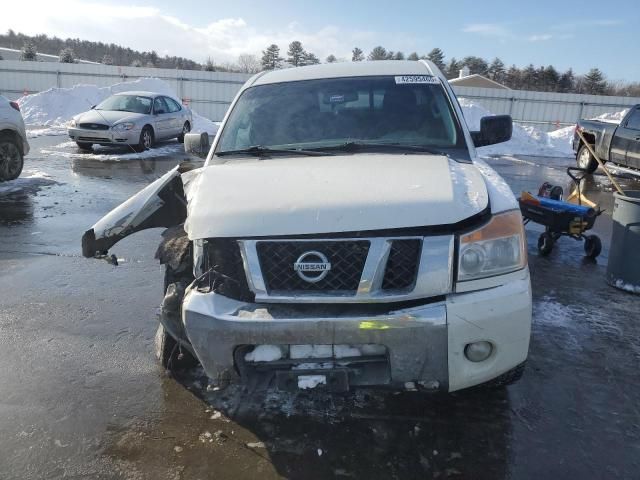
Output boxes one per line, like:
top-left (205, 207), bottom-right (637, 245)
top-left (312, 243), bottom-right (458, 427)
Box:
top-left (95, 95), bottom-right (152, 114)
top-left (216, 76), bottom-right (465, 153)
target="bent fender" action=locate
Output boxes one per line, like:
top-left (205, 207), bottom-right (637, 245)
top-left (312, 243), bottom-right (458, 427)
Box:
top-left (82, 166), bottom-right (187, 257)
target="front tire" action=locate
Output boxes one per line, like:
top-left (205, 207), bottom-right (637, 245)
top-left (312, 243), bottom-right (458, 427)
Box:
top-left (538, 232), bottom-right (554, 256)
top-left (0, 134), bottom-right (24, 182)
top-left (76, 142), bottom-right (93, 151)
top-left (584, 235), bottom-right (602, 259)
top-left (177, 121), bottom-right (190, 143)
top-left (577, 144), bottom-right (599, 174)
top-left (483, 362), bottom-right (526, 388)
top-left (135, 126), bottom-right (154, 153)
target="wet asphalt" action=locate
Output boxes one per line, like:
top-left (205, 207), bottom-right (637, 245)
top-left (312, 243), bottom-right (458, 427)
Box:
top-left (1, 136), bottom-right (639, 479)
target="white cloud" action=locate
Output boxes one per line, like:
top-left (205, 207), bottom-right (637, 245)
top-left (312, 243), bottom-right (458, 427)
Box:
top-left (528, 34), bottom-right (553, 42)
top-left (462, 23), bottom-right (511, 37)
top-left (0, 0), bottom-right (376, 65)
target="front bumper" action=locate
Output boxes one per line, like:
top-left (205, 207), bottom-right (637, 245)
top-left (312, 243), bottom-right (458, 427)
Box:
top-left (181, 268), bottom-right (532, 392)
top-left (68, 127), bottom-right (141, 145)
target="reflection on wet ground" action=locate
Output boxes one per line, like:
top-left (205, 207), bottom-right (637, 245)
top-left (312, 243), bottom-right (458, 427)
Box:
top-left (1, 140), bottom-right (640, 479)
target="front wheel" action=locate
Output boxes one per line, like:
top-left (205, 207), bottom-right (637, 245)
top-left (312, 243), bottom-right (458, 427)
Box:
top-left (76, 142), bottom-right (93, 151)
top-left (577, 144), bottom-right (599, 174)
top-left (0, 135), bottom-right (24, 182)
top-left (177, 121), bottom-right (190, 143)
top-left (538, 232), bottom-right (554, 256)
top-left (134, 126), bottom-right (154, 152)
top-left (584, 235), bottom-right (602, 259)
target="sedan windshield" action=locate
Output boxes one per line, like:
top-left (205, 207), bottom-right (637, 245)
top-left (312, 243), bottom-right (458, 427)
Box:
top-left (95, 95), bottom-right (152, 114)
top-left (216, 76), bottom-right (465, 153)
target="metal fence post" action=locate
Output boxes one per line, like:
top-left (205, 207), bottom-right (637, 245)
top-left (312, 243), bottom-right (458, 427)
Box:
top-left (508, 97), bottom-right (515, 116)
top-left (56, 71), bottom-right (61, 88)
top-left (577, 102), bottom-right (585, 124)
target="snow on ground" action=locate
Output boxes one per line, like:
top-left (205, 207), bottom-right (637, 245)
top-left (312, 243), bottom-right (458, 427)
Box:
top-left (0, 169), bottom-right (56, 195)
top-left (459, 98), bottom-right (627, 159)
top-left (19, 77), bottom-right (218, 136)
top-left (40, 140), bottom-right (183, 161)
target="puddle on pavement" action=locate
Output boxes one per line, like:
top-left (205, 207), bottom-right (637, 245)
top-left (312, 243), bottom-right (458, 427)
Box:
top-left (0, 173), bottom-right (58, 225)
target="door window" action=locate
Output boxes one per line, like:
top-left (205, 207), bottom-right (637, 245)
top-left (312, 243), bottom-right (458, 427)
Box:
top-left (153, 97), bottom-right (170, 114)
top-left (625, 109), bottom-right (640, 131)
top-left (165, 97), bottom-right (182, 113)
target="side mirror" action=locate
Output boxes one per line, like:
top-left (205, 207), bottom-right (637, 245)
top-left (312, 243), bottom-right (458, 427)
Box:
top-left (184, 132), bottom-right (210, 158)
top-left (471, 115), bottom-right (512, 147)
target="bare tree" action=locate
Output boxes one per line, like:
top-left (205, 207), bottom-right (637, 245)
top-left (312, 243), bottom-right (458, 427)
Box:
top-left (237, 54), bottom-right (261, 73)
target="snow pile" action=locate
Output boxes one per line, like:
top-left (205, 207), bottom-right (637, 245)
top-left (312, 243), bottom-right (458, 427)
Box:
top-left (18, 77), bottom-right (218, 136)
top-left (593, 109), bottom-right (628, 124)
top-left (460, 98), bottom-right (573, 157)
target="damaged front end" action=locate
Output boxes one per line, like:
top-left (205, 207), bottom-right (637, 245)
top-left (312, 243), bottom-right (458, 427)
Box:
top-left (81, 165), bottom-right (188, 258)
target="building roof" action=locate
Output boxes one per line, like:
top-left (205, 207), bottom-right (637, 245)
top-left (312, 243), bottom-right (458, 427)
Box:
top-left (449, 74), bottom-right (510, 90)
top-left (251, 60), bottom-right (442, 86)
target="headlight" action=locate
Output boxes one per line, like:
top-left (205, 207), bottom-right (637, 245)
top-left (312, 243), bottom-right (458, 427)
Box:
top-left (458, 210), bottom-right (527, 281)
top-left (112, 122), bottom-right (135, 131)
top-left (69, 119), bottom-right (77, 127)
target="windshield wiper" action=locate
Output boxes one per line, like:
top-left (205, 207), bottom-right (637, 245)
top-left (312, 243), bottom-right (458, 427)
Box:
top-left (313, 141), bottom-right (450, 156)
top-left (215, 145), bottom-right (334, 157)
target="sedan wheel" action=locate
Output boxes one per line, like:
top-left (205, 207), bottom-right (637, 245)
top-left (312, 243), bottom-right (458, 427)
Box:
top-left (0, 139), bottom-right (24, 182)
top-left (142, 129), bottom-right (153, 149)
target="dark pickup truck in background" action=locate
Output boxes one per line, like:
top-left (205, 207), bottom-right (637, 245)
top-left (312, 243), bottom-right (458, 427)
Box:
top-left (573, 104), bottom-right (640, 173)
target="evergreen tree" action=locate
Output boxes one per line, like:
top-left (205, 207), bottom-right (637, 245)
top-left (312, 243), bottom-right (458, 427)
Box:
top-left (101, 54), bottom-right (114, 65)
top-left (351, 47), bottom-right (364, 62)
top-left (426, 48), bottom-right (445, 71)
top-left (557, 68), bottom-right (575, 93)
top-left (59, 47), bottom-right (75, 63)
top-left (445, 57), bottom-right (461, 79)
top-left (541, 65), bottom-right (559, 91)
top-left (583, 68), bottom-right (606, 95)
top-left (488, 58), bottom-right (506, 83)
top-left (504, 65), bottom-right (521, 89)
top-left (461, 56), bottom-right (489, 75)
top-left (287, 41), bottom-right (305, 67)
top-left (368, 46), bottom-right (389, 61)
top-left (392, 51), bottom-right (405, 60)
top-left (301, 52), bottom-right (320, 65)
top-left (407, 52), bottom-right (419, 61)
top-left (203, 57), bottom-right (215, 71)
top-left (521, 64), bottom-right (538, 89)
top-left (20, 42), bottom-right (37, 61)
top-left (325, 54), bottom-right (337, 63)
top-left (261, 44), bottom-right (283, 70)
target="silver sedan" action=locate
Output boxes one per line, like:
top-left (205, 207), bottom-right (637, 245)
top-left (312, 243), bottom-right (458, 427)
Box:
top-left (67, 91), bottom-right (192, 152)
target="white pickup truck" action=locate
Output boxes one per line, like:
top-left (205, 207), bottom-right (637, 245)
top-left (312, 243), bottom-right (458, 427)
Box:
top-left (82, 60), bottom-right (532, 393)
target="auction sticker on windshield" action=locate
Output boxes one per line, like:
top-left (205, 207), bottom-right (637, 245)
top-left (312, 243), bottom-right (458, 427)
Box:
top-left (395, 75), bottom-right (440, 84)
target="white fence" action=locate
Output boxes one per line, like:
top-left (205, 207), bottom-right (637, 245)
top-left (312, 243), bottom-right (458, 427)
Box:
top-left (0, 60), bottom-right (251, 121)
top-left (1, 60), bottom-right (639, 128)
top-left (452, 85), bottom-right (640, 132)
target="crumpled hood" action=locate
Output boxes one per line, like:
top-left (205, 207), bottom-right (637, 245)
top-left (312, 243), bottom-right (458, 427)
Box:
top-left (185, 154), bottom-right (488, 239)
top-left (74, 109), bottom-right (146, 126)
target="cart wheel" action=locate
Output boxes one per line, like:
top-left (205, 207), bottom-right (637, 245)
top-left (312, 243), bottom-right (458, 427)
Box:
top-left (584, 235), bottom-right (602, 259)
top-left (538, 232), bottom-right (554, 256)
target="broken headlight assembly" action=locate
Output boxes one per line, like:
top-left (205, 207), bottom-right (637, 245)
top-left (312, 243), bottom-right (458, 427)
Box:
top-left (457, 210), bottom-right (527, 281)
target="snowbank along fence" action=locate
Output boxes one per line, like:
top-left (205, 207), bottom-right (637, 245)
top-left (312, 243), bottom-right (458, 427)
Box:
top-left (0, 60), bottom-right (251, 122)
top-left (1, 60), bottom-right (640, 127)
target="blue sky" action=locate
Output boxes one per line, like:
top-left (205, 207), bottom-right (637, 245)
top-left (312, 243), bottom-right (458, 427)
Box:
top-left (6, 0), bottom-right (639, 80)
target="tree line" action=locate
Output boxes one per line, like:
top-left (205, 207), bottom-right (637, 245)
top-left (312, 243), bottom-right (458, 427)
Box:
top-left (2, 30), bottom-right (638, 97)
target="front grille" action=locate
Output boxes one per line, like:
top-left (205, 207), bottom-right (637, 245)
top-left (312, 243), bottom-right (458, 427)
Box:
top-left (381, 239), bottom-right (422, 291)
top-left (257, 241), bottom-right (370, 294)
top-left (77, 136), bottom-right (109, 142)
top-left (79, 123), bottom-right (109, 130)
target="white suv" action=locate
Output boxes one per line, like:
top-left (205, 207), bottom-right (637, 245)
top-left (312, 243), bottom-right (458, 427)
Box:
top-left (83, 61), bottom-right (532, 393)
top-left (0, 95), bottom-right (30, 182)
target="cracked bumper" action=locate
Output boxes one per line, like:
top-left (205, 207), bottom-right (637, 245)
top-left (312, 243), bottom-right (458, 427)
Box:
top-left (182, 268), bottom-right (531, 392)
